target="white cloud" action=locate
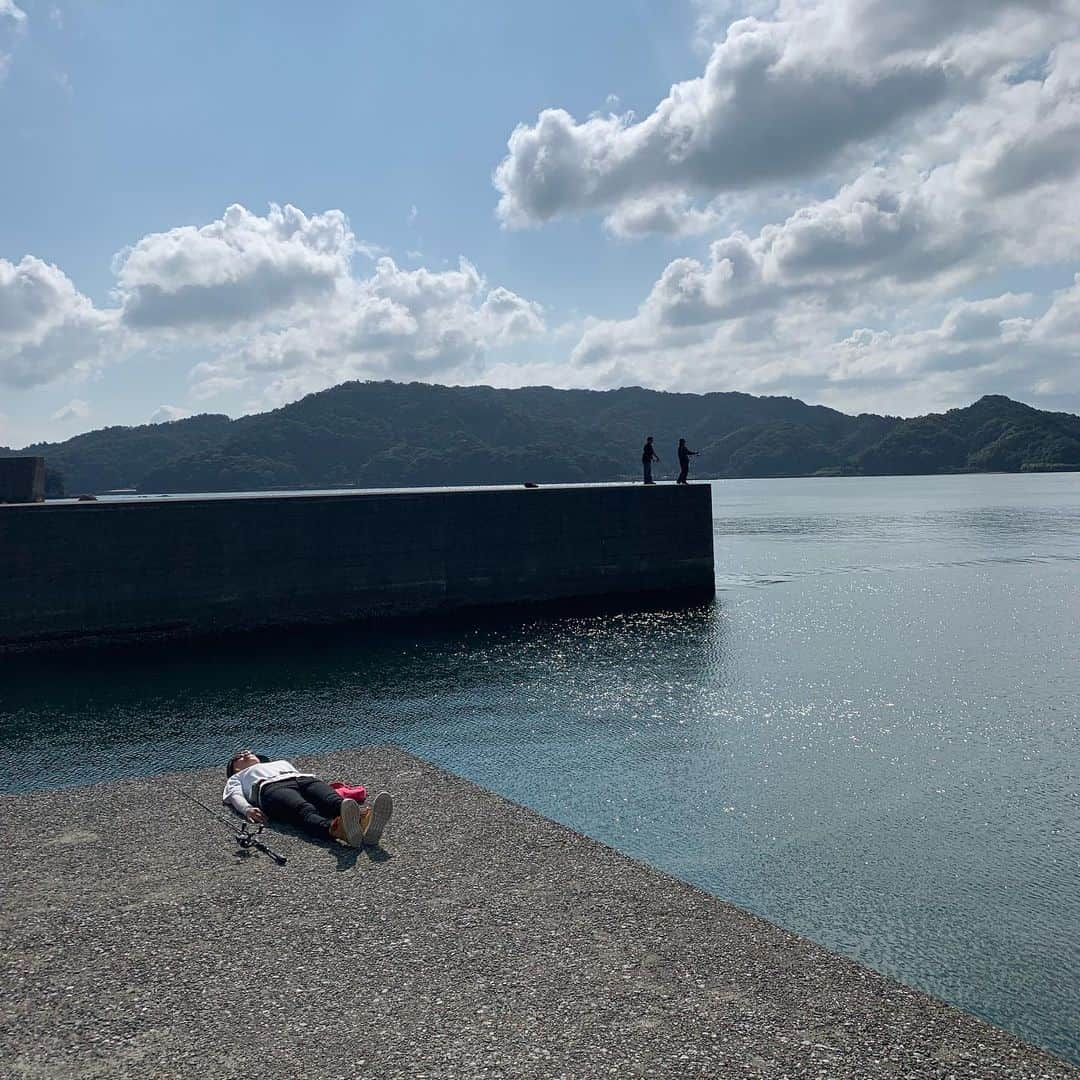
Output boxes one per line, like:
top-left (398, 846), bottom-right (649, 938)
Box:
top-left (698, 0), bottom-right (1076, 70)
top-left (219, 256), bottom-right (546, 403)
top-left (149, 404), bottom-right (192, 424)
top-left (495, 8), bottom-right (951, 228)
top-left (496, 0), bottom-right (1080, 233)
top-left (1031, 272), bottom-right (1080, 343)
top-left (3, 204), bottom-right (547, 407)
top-left (477, 285), bottom-right (546, 346)
top-left (817, 286), bottom-right (1080, 413)
top-left (567, 269), bottom-right (1080, 417)
top-left (0, 0), bottom-right (27, 82)
top-left (945, 39), bottom-right (1080, 213)
top-left (543, 3), bottom-right (1080, 415)
top-left (5, 5), bottom-right (1080, 427)
top-left (114, 203), bottom-right (353, 330)
top-left (575, 165), bottom-right (992, 365)
top-left (604, 193), bottom-right (723, 238)
top-left (187, 361), bottom-right (249, 401)
top-left (0, 1), bottom-right (27, 28)
top-left (0, 256), bottom-right (119, 388)
top-left (564, 133), bottom-right (1080, 412)
top-left (52, 398), bottom-right (89, 421)
top-left (110, 208), bottom-right (548, 397)
top-left (366, 256), bottom-right (481, 313)
top-left (23, 204), bottom-right (548, 405)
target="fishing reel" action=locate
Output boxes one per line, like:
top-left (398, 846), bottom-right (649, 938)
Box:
top-left (175, 786), bottom-right (288, 867)
top-left (234, 821), bottom-right (288, 865)
top-left (236, 821), bottom-right (264, 848)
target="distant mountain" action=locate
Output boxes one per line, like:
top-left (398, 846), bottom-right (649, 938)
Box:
top-left (11, 383), bottom-right (1080, 495)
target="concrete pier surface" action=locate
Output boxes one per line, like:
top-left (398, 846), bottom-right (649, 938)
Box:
top-left (1, 483), bottom-right (714, 649)
top-left (2, 748), bottom-right (1075, 1080)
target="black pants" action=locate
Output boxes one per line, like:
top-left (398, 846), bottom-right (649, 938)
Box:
top-left (643, 460), bottom-right (654, 483)
top-left (677, 462), bottom-right (689, 484)
top-left (260, 778), bottom-right (343, 838)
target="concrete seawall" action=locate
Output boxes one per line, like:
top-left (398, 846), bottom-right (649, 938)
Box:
top-left (2, 748), bottom-right (1076, 1079)
top-left (0, 484), bottom-right (714, 648)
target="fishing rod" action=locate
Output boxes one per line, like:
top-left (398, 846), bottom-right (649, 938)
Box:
top-left (174, 786), bottom-right (288, 866)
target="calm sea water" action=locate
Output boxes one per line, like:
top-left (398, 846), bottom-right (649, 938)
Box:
top-left (2, 473), bottom-right (1078, 1062)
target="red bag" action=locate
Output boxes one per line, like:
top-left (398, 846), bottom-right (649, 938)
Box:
top-left (329, 781), bottom-right (367, 803)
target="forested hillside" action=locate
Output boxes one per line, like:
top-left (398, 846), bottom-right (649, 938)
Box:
top-left (9, 383), bottom-right (1080, 495)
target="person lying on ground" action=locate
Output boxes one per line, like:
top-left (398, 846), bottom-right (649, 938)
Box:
top-left (222, 749), bottom-right (393, 848)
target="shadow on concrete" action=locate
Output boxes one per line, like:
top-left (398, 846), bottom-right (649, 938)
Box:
top-left (267, 820), bottom-right (393, 871)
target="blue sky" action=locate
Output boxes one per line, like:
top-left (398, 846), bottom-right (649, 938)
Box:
top-left (2, 0), bottom-right (1079, 445)
top-left (3, 2), bottom-right (696, 296)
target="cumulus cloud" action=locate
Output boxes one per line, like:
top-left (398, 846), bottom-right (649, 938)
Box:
top-left (149, 404), bottom-right (192, 424)
top-left (573, 262), bottom-right (1080, 414)
top-left (544, 2), bottom-right (1080, 414)
top-left (51, 398), bottom-right (89, 421)
top-left (187, 362), bottom-right (248, 401)
top-left (6, 3), bottom-right (1080, 426)
top-left (61, 204), bottom-right (547, 403)
top-left (565, 132), bottom-right (1080, 412)
top-left (945, 39), bottom-right (1080, 207)
top-left (495, 29), bottom-right (947, 227)
top-left (0, 256), bottom-right (118, 388)
top-left (788, 0), bottom-right (1073, 66)
top-left (2, 203), bottom-right (547, 407)
top-left (567, 280), bottom-right (1080, 416)
top-left (113, 209), bottom-right (548, 395)
top-left (574, 165), bottom-right (992, 367)
top-left (831, 294), bottom-right (1036, 383)
top-left (1031, 272), bottom-right (1080, 342)
top-left (477, 285), bottom-right (546, 346)
top-left (217, 255), bottom-right (546, 402)
top-left (496, 0), bottom-right (1080, 233)
top-left (603, 193), bottom-right (724, 238)
top-left (114, 203), bottom-right (352, 330)
top-left (817, 285), bottom-right (1080, 413)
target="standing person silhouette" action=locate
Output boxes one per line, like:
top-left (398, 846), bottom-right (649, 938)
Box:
top-left (676, 438), bottom-right (699, 485)
top-left (642, 436), bottom-right (660, 485)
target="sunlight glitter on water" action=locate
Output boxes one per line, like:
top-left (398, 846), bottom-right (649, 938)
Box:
top-left (2, 473), bottom-right (1078, 1062)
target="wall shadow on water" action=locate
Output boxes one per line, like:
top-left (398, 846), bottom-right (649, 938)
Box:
top-left (0, 594), bottom-right (726, 795)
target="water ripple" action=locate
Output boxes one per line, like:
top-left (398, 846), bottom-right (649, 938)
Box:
top-left (2, 473), bottom-right (1078, 1063)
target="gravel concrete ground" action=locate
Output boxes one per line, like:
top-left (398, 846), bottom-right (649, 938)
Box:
top-left (1, 747), bottom-right (1076, 1080)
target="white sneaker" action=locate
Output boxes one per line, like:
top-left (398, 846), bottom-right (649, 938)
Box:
top-left (339, 797), bottom-right (368, 848)
top-left (363, 791), bottom-right (393, 847)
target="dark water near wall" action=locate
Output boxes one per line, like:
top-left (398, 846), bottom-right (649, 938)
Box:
top-left (2, 473), bottom-right (1078, 1062)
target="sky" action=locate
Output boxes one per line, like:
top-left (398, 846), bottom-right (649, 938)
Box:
top-left (1, 0), bottom-right (1079, 447)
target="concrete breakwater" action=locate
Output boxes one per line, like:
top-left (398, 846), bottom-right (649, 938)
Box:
top-left (2, 747), bottom-right (1076, 1079)
top-left (0, 483), bottom-right (714, 649)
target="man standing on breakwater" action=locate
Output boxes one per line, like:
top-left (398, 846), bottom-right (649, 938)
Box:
top-left (642, 436), bottom-right (660, 485)
top-left (676, 438), bottom-right (699, 485)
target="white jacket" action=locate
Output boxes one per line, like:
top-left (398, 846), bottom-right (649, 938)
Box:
top-left (222, 759), bottom-right (314, 817)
